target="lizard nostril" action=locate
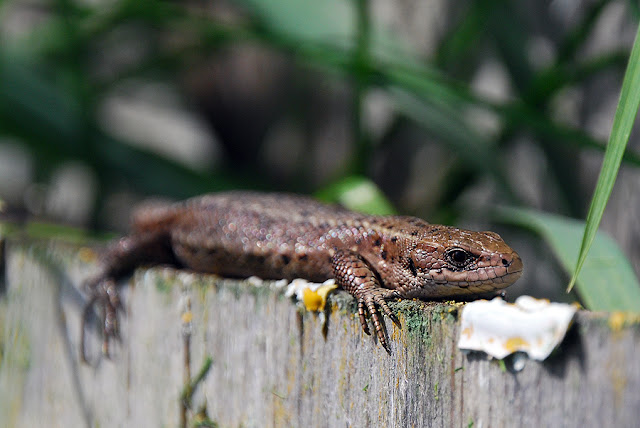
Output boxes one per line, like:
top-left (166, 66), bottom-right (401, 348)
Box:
top-left (502, 258), bottom-right (510, 267)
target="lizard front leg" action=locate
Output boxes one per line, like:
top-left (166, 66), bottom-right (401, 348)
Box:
top-left (331, 250), bottom-right (399, 352)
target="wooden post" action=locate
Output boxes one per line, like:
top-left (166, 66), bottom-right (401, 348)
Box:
top-left (1, 239), bottom-right (639, 427)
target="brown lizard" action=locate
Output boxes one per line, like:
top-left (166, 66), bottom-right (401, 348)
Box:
top-left (82, 191), bottom-right (523, 359)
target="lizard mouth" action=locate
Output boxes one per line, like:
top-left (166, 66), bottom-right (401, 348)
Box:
top-left (468, 252), bottom-right (524, 291)
top-left (502, 252), bottom-right (524, 283)
top-left (478, 251), bottom-right (524, 288)
top-left (503, 252), bottom-right (523, 276)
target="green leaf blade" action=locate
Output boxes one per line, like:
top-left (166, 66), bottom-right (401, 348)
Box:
top-left (569, 23), bottom-right (640, 291)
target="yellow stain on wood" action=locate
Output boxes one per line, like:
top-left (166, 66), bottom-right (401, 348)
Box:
top-left (78, 247), bottom-right (98, 263)
top-left (301, 283), bottom-right (338, 312)
top-left (505, 337), bottom-right (530, 352)
top-left (608, 311), bottom-right (640, 332)
top-left (302, 288), bottom-right (323, 311)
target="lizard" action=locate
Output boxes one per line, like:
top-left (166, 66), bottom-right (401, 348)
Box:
top-left (81, 191), bottom-right (523, 360)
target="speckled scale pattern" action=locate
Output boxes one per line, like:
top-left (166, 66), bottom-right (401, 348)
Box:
top-left (84, 191), bottom-right (523, 356)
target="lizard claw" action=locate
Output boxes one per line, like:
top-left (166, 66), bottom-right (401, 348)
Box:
top-left (357, 300), bottom-right (371, 336)
top-left (81, 277), bottom-right (122, 362)
top-left (358, 289), bottom-right (400, 353)
top-left (381, 290), bottom-right (401, 327)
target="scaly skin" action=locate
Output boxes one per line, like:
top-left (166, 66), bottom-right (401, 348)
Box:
top-left (82, 192), bottom-right (523, 359)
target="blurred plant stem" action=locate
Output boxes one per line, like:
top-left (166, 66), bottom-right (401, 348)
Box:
top-left (350, 0), bottom-right (371, 176)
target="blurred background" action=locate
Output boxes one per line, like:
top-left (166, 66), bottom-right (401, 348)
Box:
top-left (0, 0), bottom-right (638, 302)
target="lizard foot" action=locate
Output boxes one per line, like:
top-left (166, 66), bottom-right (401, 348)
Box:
top-left (357, 289), bottom-right (400, 353)
top-left (81, 277), bottom-right (122, 363)
top-left (332, 249), bottom-right (401, 352)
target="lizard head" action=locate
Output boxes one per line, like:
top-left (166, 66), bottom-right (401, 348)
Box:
top-left (384, 222), bottom-right (523, 298)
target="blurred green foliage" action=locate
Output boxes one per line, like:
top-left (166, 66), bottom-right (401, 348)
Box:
top-left (1, 0), bottom-right (639, 309)
top-left (497, 206), bottom-right (640, 312)
top-left (0, 0), bottom-right (634, 207)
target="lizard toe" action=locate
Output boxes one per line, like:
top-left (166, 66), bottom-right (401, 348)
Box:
top-left (81, 277), bottom-right (123, 362)
top-left (364, 296), bottom-right (389, 352)
top-left (357, 300), bottom-right (371, 336)
top-left (377, 291), bottom-right (401, 327)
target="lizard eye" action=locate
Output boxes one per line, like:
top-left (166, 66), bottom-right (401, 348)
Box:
top-left (446, 248), bottom-right (472, 268)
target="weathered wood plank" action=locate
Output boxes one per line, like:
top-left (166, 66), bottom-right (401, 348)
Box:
top-left (0, 239), bottom-right (639, 427)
